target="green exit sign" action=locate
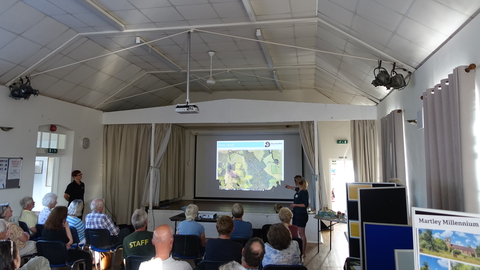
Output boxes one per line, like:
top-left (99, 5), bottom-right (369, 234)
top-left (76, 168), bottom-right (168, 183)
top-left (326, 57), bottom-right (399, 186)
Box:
top-left (337, 140), bottom-right (348, 144)
top-left (47, 148), bottom-right (58, 153)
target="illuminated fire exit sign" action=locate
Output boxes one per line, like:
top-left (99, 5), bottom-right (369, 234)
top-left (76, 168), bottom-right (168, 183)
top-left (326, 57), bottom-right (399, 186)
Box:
top-left (336, 140), bottom-right (348, 144)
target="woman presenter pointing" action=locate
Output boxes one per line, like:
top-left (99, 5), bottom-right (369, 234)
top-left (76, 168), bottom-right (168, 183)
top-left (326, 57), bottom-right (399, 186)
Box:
top-left (285, 175), bottom-right (309, 256)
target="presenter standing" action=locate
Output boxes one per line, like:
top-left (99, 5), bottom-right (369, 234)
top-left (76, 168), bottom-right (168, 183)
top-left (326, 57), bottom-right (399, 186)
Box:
top-left (64, 170), bottom-right (85, 219)
top-left (285, 175), bottom-right (309, 256)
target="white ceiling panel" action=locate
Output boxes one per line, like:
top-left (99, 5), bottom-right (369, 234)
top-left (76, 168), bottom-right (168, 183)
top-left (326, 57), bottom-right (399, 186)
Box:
top-left (396, 17), bottom-right (447, 52)
top-left (96, 0), bottom-right (136, 11)
top-left (22, 0), bottom-right (67, 16)
top-left (356, 0), bottom-right (403, 32)
top-left (0, 36), bottom-right (43, 64)
top-left (22, 17), bottom-right (69, 46)
top-left (42, 79), bottom-right (77, 98)
top-left (142, 7), bottom-right (184, 23)
top-left (176, 4), bottom-right (218, 20)
top-left (63, 64), bottom-right (98, 84)
top-left (127, 0), bottom-right (171, 9)
top-left (250, 0), bottom-right (291, 16)
top-left (407, 0), bottom-right (469, 36)
top-left (318, 1), bottom-right (355, 29)
top-left (0, 3), bottom-right (45, 35)
top-left (80, 71), bottom-right (111, 89)
top-left (0, 28), bottom-right (18, 50)
top-left (114, 9), bottom-right (152, 24)
top-left (60, 85), bottom-right (90, 102)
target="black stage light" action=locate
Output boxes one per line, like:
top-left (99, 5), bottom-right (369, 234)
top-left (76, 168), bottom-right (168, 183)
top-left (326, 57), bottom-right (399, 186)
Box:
top-left (371, 60), bottom-right (391, 87)
top-left (9, 77), bottom-right (39, 100)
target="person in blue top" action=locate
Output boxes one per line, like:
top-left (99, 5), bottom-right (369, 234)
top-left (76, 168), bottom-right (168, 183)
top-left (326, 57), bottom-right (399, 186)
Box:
top-left (285, 175), bottom-right (309, 256)
top-left (176, 204), bottom-right (206, 247)
top-left (230, 203), bottom-right (253, 239)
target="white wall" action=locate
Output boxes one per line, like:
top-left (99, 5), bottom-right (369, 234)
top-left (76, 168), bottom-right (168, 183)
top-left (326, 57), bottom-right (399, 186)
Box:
top-left (377, 14), bottom-right (480, 213)
top-left (103, 99), bottom-right (376, 124)
top-left (0, 88), bottom-right (104, 216)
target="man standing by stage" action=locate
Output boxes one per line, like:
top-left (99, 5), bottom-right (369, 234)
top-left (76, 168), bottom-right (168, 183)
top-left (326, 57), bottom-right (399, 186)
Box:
top-left (64, 170), bottom-right (85, 219)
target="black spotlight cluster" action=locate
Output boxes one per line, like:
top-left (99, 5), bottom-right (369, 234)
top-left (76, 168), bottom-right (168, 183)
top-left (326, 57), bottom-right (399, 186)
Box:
top-left (9, 77), bottom-right (39, 100)
top-left (371, 61), bottom-right (412, 90)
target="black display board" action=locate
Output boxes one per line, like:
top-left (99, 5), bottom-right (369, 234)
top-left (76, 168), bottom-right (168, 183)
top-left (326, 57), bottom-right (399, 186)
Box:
top-left (345, 182), bottom-right (397, 259)
top-left (359, 187), bottom-right (408, 270)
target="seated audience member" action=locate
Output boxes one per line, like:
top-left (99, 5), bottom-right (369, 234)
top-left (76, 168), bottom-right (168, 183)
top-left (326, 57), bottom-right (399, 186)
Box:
top-left (278, 207), bottom-right (299, 238)
top-left (262, 223), bottom-right (301, 267)
top-left (0, 221), bottom-right (50, 270)
top-left (205, 215), bottom-right (243, 264)
top-left (242, 237), bottom-right (265, 269)
top-left (139, 224), bottom-right (192, 270)
top-left (123, 209), bottom-right (155, 259)
top-left (176, 204), bottom-right (206, 246)
top-left (85, 198), bottom-right (130, 247)
top-left (18, 197), bottom-right (37, 235)
top-left (219, 261), bottom-right (246, 270)
top-left (66, 199), bottom-right (85, 244)
top-left (0, 219), bottom-right (10, 240)
top-left (0, 204), bottom-right (37, 256)
top-left (42, 206), bottom-right (92, 270)
top-left (230, 203), bottom-right (253, 239)
top-left (38, 193), bottom-right (58, 225)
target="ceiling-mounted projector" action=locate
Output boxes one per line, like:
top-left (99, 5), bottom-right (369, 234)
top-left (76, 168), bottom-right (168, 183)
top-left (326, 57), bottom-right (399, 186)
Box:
top-left (175, 103), bottom-right (199, 114)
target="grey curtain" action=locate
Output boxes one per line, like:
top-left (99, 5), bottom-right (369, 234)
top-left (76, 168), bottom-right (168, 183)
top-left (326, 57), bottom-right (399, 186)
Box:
top-left (103, 124), bottom-right (151, 224)
top-left (380, 110), bottom-right (406, 183)
top-left (142, 124), bottom-right (172, 207)
top-left (351, 120), bottom-right (378, 182)
top-left (158, 125), bottom-right (186, 201)
top-left (422, 66), bottom-right (475, 211)
top-left (299, 121), bottom-right (328, 210)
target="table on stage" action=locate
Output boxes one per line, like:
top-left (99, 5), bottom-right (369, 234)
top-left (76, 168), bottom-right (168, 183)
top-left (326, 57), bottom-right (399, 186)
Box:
top-left (314, 216), bottom-right (347, 252)
top-left (169, 213), bottom-right (218, 232)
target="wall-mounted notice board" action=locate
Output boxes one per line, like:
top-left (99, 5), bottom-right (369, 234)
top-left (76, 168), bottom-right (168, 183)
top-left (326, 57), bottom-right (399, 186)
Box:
top-left (0, 157), bottom-right (23, 189)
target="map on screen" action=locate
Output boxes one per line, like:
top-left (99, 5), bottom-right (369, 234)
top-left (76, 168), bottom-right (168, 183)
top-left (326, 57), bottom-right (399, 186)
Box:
top-left (216, 140), bottom-right (284, 191)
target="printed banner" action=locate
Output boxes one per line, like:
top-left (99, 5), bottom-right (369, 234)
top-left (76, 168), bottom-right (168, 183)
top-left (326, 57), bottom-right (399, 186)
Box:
top-left (412, 207), bottom-right (480, 270)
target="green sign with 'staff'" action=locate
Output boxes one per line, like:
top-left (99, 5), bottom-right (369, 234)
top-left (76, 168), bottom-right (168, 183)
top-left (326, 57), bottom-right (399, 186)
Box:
top-left (47, 148), bottom-right (58, 153)
top-left (337, 140), bottom-right (348, 144)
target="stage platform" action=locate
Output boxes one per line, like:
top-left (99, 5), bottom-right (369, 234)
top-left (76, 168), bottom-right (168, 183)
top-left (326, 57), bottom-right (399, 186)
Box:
top-left (148, 200), bottom-right (324, 244)
top-left (153, 200), bottom-right (291, 214)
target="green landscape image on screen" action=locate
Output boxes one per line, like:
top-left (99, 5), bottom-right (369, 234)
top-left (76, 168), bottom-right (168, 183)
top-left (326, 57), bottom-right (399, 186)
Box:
top-left (217, 149), bottom-right (283, 191)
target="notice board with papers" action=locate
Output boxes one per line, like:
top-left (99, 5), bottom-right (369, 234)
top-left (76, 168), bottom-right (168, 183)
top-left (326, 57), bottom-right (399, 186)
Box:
top-left (0, 157), bottom-right (23, 189)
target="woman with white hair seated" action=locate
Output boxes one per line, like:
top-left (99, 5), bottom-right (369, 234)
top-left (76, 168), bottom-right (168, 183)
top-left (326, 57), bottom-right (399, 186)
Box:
top-left (38, 193), bottom-right (58, 225)
top-left (66, 199), bottom-right (85, 244)
top-left (278, 207), bottom-right (299, 238)
top-left (0, 204), bottom-right (37, 256)
top-left (177, 204), bottom-right (206, 246)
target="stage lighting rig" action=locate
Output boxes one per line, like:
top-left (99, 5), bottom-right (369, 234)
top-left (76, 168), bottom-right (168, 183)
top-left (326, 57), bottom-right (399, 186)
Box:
top-left (371, 61), bottom-right (411, 90)
top-left (9, 76), bottom-right (39, 100)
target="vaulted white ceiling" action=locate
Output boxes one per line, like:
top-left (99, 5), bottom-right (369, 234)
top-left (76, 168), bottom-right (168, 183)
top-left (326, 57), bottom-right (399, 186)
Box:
top-left (1, 0), bottom-right (479, 111)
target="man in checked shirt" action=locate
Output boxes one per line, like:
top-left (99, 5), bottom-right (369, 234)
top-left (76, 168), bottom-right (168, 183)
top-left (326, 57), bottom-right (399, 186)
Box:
top-left (85, 198), bottom-right (130, 247)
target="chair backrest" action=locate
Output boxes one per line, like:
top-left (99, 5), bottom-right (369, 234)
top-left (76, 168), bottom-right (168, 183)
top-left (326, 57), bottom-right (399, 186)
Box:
top-left (18, 221), bottom-right (30, 234)
top-left (262, 265), bottom-right (307, 270)
top-left (85, 229), bottom-right (113, 250)
top-left (231, 238), bottom-right (250, 247)
top-left (261, 224), bottom-right (272, 243)
top-left (125, 255), bottom-right (152, 270)
top-left (36, 240), bottom-right (70, 266)
top-left (292, 237), bottom-right (303, 257)
top-left (172, 234), bottom-right (203, 259)
top-left (70, 227), bottom-right (80, 245)
top-left (196, 260), bottom-right (229, 270)
top-left (35, 224), bottom-right (44, 236)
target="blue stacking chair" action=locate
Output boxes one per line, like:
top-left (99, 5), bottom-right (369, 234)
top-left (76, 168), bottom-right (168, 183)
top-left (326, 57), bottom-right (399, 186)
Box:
top-left (172, 234), bottom-right (204, 260)
top-left (36, 240), bottom-right (86, 270)
top-left (85, 229), bottom-right (122, 270)
top-left (125, 255), bottom-right (152, 270)
top-left (262, 265), bottom-right (307, 270)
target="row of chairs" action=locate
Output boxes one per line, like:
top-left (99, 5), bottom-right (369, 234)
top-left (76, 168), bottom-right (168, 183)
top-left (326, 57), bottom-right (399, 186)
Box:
top-left (171, 234), bottom-right (306, 270)
top-left (34, 229), bottom-right (121, 270)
